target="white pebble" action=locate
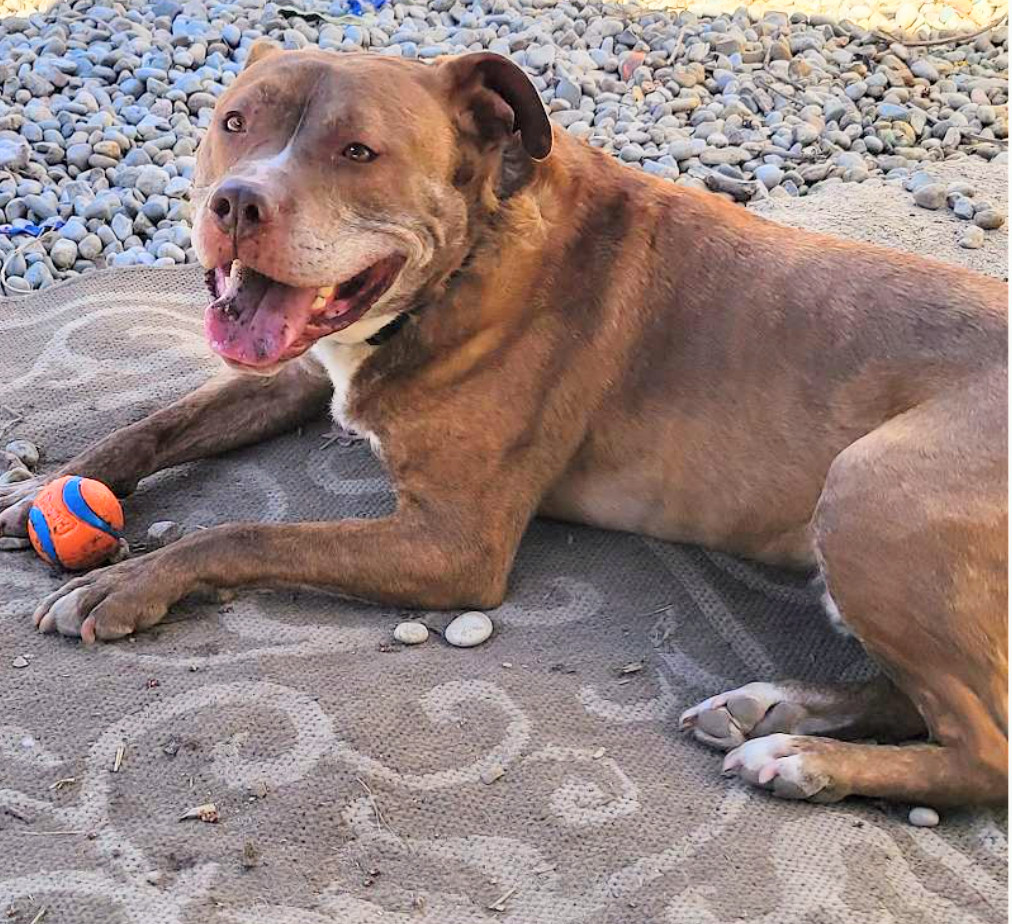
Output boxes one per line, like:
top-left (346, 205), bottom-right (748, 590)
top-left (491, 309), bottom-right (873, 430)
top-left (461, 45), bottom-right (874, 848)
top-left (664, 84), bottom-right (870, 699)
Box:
top-left (908, 806), bottom-right (940, 827)
top-left (5, 439), bottom-right (39, 469)
top-left (959, 226), bottom-right (986, 250)
top-left (444, 611), bottom-right (493, 648)
top-left (146, 520), bottom-right (183, 549)
top-left (393, 621), bottom-right (429, 645)
top-left (0, 467), bottom-right (32, 485)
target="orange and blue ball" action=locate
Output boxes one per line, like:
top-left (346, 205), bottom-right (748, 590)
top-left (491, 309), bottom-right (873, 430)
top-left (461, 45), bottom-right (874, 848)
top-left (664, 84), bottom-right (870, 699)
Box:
top-left (28, 475), bottom-right (124, 571)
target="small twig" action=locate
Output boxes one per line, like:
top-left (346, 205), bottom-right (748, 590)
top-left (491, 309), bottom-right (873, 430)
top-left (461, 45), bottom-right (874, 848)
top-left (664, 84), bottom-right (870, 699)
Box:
top-left (874, 13), bottom-right (1007, 48)
top-left (29, 906), bottom-right (47, 924)
top-left (964, 132), bottom-right (1009, 146)
top-left (355, 777), bottom-right (403, 845)
top-left (275, 4), bottom-right (367, 25)
top-left (18, 830), bottom-right (91, 836)
top-left (753, 70), bottom-right (808, 95)
top-left (3, 806), bottom-right (31, 823)
top-left (0, 415), bottom-right (24, 441)
top-left (702, 169), bottom-right (761, 203)
top-left (487, 885), bottom-right (518, 912)
top-left (48, 778), bottom-right (77, 791)
top-left (320, 425), bottom-right (363, 450)
top-left (113, 743), bottom-right (125, 773)
top-left (668, 26), bottom-right (685, 65)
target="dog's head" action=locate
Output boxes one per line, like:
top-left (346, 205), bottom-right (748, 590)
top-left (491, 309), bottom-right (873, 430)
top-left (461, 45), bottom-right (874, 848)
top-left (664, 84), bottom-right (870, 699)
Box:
top-left (192, 45), bottom-right (552, 372)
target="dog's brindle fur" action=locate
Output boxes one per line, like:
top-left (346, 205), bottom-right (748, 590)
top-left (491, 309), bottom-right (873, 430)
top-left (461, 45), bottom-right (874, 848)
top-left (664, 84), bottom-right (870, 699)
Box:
top-left (1, 47), bottom-right (1006, 809)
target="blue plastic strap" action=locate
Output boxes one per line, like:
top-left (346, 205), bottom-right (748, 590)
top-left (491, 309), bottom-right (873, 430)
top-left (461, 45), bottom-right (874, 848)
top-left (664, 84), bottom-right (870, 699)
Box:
top-left (29, 505), bottom-right (60, 565)
top-left (0, 217), bottom-right (66, 238)
top-left (61, 476), bottom-right (122, 539)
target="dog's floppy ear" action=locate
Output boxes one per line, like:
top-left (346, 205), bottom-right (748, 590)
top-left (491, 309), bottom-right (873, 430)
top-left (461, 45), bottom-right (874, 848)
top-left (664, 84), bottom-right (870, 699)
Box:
top-left (244, 39), bottom-right (282, 70)
top-left (440, 52), bottom-right (552, 161)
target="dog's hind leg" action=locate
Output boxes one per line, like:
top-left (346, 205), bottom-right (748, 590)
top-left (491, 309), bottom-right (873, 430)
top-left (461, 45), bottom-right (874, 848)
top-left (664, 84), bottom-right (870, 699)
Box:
top-left (718, 379), bottom-right (1008, 806)
top-left (680, 675), bottom-right (926, 751)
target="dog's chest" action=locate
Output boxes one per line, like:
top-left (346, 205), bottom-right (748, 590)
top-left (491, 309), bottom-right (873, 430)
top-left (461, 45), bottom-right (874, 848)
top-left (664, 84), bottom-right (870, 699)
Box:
top-left (311, 339), bottom-right (380, 452)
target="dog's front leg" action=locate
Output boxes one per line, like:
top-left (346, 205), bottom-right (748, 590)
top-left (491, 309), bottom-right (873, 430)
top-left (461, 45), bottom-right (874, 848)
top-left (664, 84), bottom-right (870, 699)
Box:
top-left (33, 506), bottom-right (511, 643)
top-left (0, 355), bottom-right (332, 541)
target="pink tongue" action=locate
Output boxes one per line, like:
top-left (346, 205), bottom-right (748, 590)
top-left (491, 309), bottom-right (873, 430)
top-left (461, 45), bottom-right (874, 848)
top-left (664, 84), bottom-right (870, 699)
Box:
top-left (205, 274), bottom-right (318, 367)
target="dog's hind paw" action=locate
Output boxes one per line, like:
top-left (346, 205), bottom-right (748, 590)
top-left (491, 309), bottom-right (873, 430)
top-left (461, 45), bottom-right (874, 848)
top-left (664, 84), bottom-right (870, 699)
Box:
top-left (679, 682), bottom-right (793, 750)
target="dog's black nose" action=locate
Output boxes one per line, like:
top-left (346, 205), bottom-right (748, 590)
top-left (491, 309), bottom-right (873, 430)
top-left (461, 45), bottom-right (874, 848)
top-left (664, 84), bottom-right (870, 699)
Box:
top-left (209, 180), bottom-right (273, 238)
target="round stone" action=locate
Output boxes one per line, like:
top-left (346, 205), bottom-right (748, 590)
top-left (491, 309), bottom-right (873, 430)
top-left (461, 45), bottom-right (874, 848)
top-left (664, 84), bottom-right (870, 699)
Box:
top-left (66, 143), bottom-right (93, 171)
top-left (146, 520), bottom-right (184, 549)
top-left (908, 806), bottom-right (940, 827)
top-left (78, 234), bottom-right (103, 260)
top-left (5, 439), bottom-right (39, 469)
top-left (0, 138), bottom-right (31, 172)
top-left (755, 164), bottom-right (784, 188)
top-left (111, 213), bottom-right (134, 242)
top-left (134, 165), bottom-right (171, 198)
top-left (156, 242), bottom-right (186, 263)
top-left (973, 209), bottom-right (1004, 230)
top-left (393, 621), bottom-right (429, 645)
top-left (951, 197), bottom-right (976, 220)
top-left (946, 181), bottom-right (976, 201)
top-left (24, 263), bottom-right (54, 289)
top-left (50, 239), bottom-right (78, 270)
top-left (444, 611), bottom-right (494, 648)
top-left (0, 467), bottom-right (33, 485)
top-left (912, 184), bottom-right (946, 210)
top-left (4, 276), bottom-right (30, 294)
top-left (959, 226), bottom-right (986, 249)
top-left (60, 219), bottom-right (89, 243)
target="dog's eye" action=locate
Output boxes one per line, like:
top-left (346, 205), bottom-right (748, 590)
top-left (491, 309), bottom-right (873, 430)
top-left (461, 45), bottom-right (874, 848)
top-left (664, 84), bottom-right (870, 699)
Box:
top-left (223, 112), bottom-right (245, 134)
top-left (343, 143), bottom-right (377, 163)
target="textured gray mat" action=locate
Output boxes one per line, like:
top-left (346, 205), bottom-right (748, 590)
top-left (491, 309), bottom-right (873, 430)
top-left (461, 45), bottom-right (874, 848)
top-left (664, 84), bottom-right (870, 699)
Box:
top-left (0, 263), bottom-right (1006, 924)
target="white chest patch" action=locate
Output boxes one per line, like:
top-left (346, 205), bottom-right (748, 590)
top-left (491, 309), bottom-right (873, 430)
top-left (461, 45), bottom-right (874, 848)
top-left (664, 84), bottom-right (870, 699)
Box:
top-left (311, 337), bottom-right (380, 454)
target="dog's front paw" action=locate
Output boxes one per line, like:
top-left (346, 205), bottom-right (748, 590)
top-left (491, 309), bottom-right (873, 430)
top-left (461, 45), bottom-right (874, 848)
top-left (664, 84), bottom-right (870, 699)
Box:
top-left (33, 555), bottom-right (182, 643)
top-left (0, 474), bottom-right (43, 548)
top-left (722, 735), bottom-right (841, 802)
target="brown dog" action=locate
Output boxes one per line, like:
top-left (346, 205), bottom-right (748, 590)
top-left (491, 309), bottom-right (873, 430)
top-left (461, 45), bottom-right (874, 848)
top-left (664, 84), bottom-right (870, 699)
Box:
top-left (0, 46), bottom-right (1006, 809)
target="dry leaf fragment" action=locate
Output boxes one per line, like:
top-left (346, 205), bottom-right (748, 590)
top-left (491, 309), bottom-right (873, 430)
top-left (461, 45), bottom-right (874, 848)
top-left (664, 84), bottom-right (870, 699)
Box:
top-left (179, 803), bottom-right (219, 823)
top-left (241, 840), bottom-right (261, 869)
top-left (480, 764), bottom-right (506, 785)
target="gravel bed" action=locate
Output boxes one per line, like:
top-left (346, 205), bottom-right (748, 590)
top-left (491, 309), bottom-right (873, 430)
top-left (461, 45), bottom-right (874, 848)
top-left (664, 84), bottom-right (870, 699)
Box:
top-left (0, 0), bottom-right (1007, 294)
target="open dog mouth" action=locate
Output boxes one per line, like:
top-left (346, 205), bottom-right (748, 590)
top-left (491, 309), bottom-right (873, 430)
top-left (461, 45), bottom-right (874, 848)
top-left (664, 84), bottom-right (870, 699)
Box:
top-left (204, 253), bottom-right (406, 368)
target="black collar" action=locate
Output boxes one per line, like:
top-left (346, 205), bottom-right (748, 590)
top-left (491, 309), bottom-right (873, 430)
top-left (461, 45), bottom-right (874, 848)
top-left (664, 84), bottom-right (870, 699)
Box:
top-left (363, 244), bottom-right (479, 347)
top-left (365, 310), bottom-right (413, 346)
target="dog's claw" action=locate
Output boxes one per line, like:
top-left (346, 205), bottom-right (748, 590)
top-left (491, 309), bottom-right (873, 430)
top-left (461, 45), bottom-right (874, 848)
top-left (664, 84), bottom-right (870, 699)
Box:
top-left (721, 735), bottom-right (835, 801)
top-left (32, 556), bottom-right (175, 642)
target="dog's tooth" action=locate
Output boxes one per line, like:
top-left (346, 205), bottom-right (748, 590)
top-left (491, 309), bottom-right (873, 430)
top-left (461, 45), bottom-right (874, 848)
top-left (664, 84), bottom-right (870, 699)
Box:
top-left (312, 295), bottom-right (327, 310)
top-left (318, 286), bottom-right (333, 299)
